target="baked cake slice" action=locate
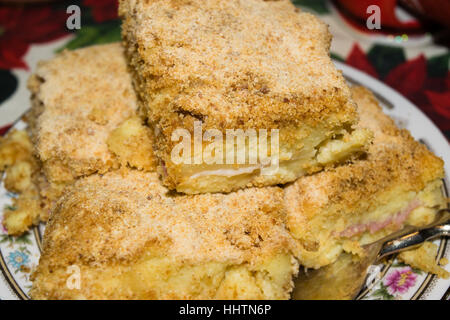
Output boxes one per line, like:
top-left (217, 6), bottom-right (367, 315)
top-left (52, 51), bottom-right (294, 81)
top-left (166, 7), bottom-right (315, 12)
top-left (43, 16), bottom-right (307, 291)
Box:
top-left (119, 0), bottom-right (371, 194)
top-left (27, 43), bottom-right (155, 183)
top-left (284, 86), bottom-right (446, 269)
top-left (30, 169), bottom-right (297, 300)
top-left (1, 43), bottom-right (156, 234)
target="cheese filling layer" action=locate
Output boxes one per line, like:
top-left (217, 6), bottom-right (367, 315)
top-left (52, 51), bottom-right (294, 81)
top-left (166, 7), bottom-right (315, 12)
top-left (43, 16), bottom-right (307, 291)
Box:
top-left (172, 128), bottom-right (371, 194)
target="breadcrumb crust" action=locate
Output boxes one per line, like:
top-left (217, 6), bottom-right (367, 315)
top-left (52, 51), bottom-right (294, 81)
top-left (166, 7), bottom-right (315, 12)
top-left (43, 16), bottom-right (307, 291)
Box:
top-left (119, 0), bottom-right (360, 191)
top-left (0, 130), bottom-right (43, 235)
top-left (27, 43), bottom-right (139, 183)
top-left (398, 241), bottom-right (449, 279)
top-left (284, 87), bottom-right (445, 268)
top-left (2, 44), bottom-right (158, 235)
top-left (31, 169), bottom-right (296, 299)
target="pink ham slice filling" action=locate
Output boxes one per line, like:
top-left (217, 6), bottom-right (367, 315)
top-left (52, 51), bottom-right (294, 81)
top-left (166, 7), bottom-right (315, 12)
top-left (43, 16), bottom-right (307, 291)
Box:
top-left (338, 199), bottom-right (421, 238)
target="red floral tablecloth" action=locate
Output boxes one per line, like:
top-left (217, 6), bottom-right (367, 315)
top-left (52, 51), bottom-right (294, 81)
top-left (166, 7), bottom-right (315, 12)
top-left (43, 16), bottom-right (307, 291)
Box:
top-left (0, 0), bottom-right (449, 139)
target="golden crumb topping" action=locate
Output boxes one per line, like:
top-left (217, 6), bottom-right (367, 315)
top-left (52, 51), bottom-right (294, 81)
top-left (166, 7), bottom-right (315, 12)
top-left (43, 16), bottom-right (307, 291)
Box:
top-left (398, 241), bottom-right (449, 279)
top-left (0, 129), bottom-right (44, 235)
top-left (283, 87), bottom-right (445, 268)
top-left (285, 86), bottom-right (444, 222)
top-left (120, 0), bottom-right (357, 134)
top-left (40, 169), bottom-right (293, 270)
top-left (27, 43), bottom-right (139, 182)
top-left (0, 130), bottom-right (33, 171)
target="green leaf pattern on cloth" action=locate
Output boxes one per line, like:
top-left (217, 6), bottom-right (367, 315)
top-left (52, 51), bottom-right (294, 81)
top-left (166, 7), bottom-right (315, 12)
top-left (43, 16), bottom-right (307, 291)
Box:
top-left (57, 2), bottom-right (121, 52)
top-left (427, 53), bottom-right (450, 78)
top-left (292, 0), bottom-right (330, 14)
top-left (367, 45), bottom-right (406, 79)
top-left (58, 21), bottom-right (121, 52)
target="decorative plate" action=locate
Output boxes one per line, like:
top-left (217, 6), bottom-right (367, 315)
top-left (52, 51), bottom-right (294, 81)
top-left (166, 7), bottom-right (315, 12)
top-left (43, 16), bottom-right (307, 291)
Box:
top-left (0, 61), bottom-right (448, 300)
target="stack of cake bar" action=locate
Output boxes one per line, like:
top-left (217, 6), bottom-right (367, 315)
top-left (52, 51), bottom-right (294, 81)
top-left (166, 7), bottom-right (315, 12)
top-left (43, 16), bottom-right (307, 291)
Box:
top-left (0, 0), bottom-right (446, 299)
